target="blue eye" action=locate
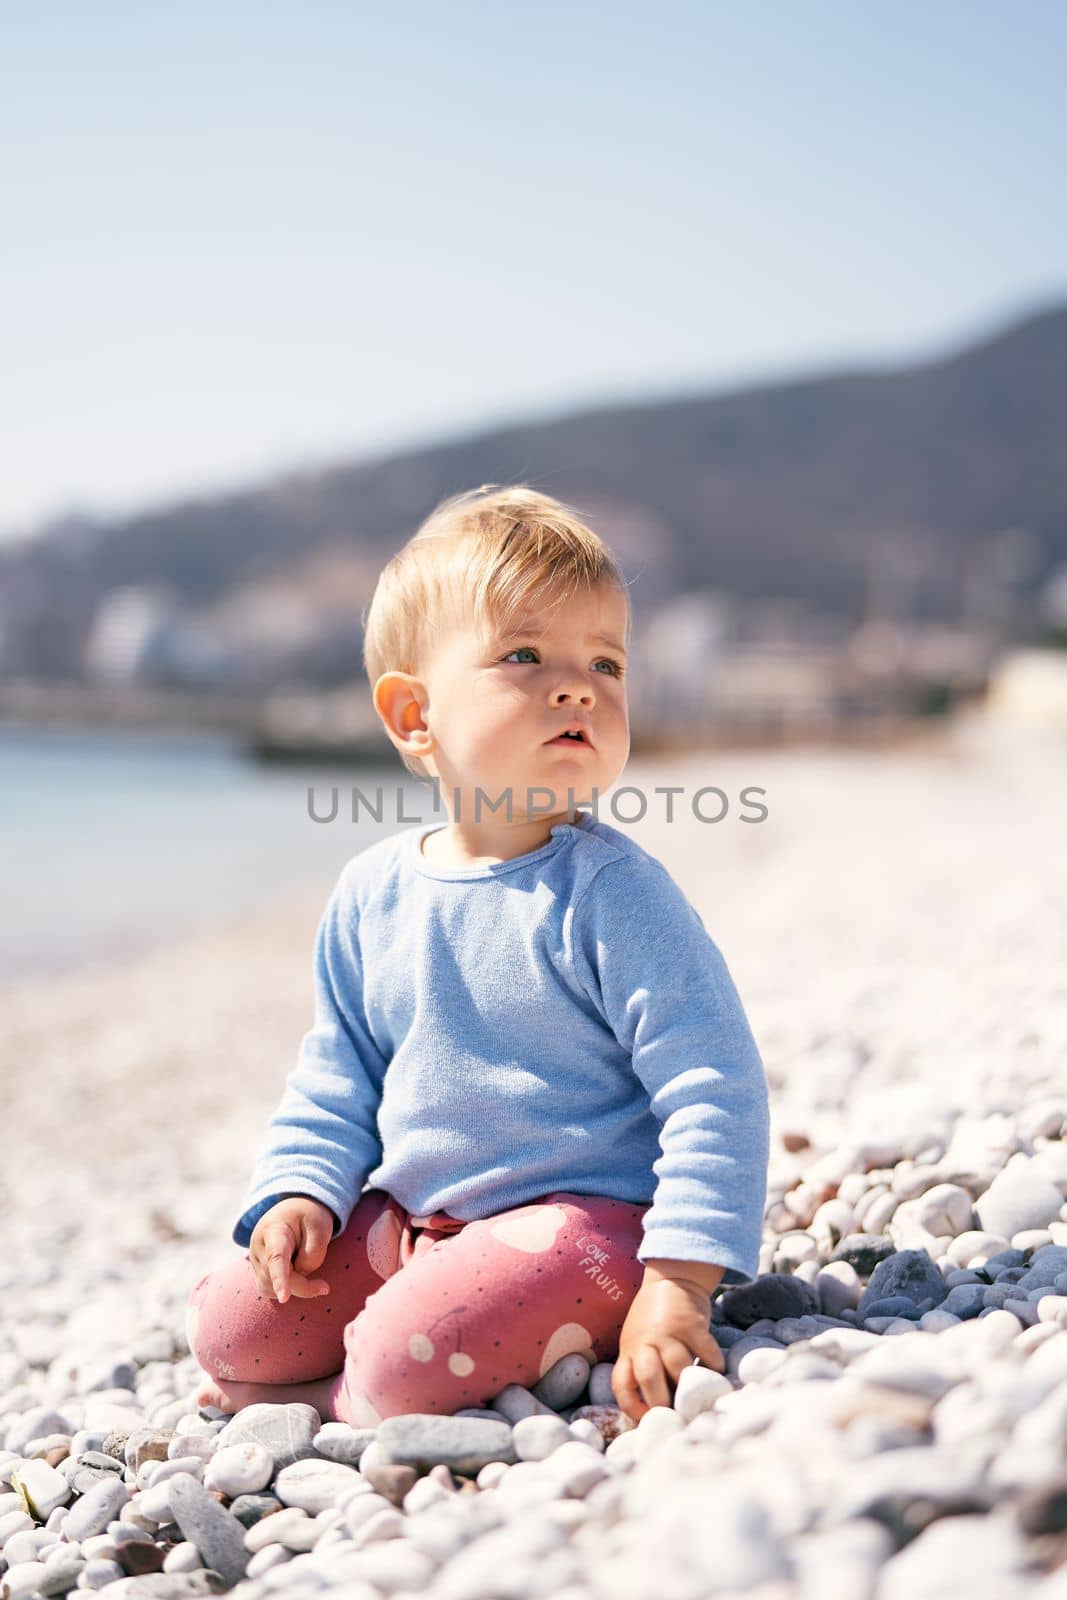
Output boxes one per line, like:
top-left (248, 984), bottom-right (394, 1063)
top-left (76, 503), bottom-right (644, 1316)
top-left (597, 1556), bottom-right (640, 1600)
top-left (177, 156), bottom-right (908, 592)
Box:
top-left (501, 647), bottom-right (624, 676)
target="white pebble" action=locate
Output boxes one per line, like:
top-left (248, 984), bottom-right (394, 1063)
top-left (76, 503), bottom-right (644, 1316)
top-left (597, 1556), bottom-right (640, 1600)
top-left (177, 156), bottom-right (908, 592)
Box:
top-left (512, 1414), bottom-right (572, 1461)
top-left (79, 1558), bottom-right (126, 1590)
top-left (246, 1543), bottom-right (293, 1578)
top-left (3, 1529), bottom-right (59, 1565)
top-left (496, 1461), bottom-right (566, 1507)
top-left (735, 1345), bottom-right (789, 1383)
top-left (274, 1456), bottom-right (364, 1513)
top-left (402, 1475), bottom-right (452, 1515)
top-left (9, 1459), bottom-right (70, 1519)
top-left (243, 1506), bottom-right (312, 1553)
top-left (204, 1441), bottom-right (275, 1497)
top-left (673, 1365), bottom-right (731, 1423)
top-left (162, 1540), bottom-right (204, 1572)
top-left (1, 1561), bottom-right (50, 1600)
top-left (543, 1440), bottom-right (610, 1496)
top-left (353, 1505), bottom-right (406, 1545)
top-left (343, 1491), bottom-right (396, 1536)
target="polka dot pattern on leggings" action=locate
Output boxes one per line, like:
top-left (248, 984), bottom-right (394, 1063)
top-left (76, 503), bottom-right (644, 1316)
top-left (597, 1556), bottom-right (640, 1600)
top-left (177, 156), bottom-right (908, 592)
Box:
top-left (408, 1332), bottom-right (435, 1362)
top-left (487, 1204), bottom-right (569, 1254)
top-left (539, 1321), bottom-right (594, 1378)
top-left (367, 1208), bottom-right (403, 1279)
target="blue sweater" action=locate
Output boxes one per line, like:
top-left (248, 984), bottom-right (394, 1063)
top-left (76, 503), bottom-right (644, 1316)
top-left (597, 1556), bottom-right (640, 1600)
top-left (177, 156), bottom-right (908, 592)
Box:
top-left (233, 811), bottom-right (770, 1285)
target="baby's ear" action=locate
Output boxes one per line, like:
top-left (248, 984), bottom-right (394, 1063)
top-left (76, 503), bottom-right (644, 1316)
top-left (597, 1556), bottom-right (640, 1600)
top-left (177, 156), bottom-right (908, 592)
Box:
top-left (373, 671), bottom-right (433, 761)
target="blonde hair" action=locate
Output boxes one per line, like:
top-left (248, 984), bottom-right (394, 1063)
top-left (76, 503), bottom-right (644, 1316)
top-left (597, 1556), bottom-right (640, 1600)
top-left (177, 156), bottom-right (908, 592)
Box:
top-left (362, 483), bottom-right (632, 781)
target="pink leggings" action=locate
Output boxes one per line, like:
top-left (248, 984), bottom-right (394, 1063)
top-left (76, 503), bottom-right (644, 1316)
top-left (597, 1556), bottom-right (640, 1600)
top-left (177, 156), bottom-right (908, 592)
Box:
top-left (185, 1187), bottom-right (649, 1425)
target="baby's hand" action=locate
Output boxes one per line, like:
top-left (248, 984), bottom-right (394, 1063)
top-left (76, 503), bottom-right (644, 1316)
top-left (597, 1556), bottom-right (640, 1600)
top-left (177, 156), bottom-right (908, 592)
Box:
top-left (249, 1195), bottom-right (336, 1304)
top-left (612, 1276), bottom-right (725, 1422)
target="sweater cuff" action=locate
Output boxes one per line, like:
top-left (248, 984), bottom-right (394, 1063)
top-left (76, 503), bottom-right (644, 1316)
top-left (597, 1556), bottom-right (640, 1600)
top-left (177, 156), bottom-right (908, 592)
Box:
top-left (636, 1227), bottom-right (759, 1287)
top-left (232, 1181), bottom-right (350, 1250)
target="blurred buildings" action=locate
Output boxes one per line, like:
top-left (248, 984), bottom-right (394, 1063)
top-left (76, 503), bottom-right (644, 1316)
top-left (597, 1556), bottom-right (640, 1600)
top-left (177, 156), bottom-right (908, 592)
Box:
top-left (2, 302), bottom-right (1066, 755)
top-left (1, 542), bottom-right (1062, 758)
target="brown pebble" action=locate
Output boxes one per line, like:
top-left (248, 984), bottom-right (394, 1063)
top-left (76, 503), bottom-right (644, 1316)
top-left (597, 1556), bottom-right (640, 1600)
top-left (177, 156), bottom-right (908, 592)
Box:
top-left (782, 1131), bottom-right (811, 1152)
top-left (1028, 1530), bottom-right (1067, 1574)
top-left (362, 1461), bottom-right (417, 1505)
top-left (45, 1446), bottom-right (69, 1468)
top-left (569, 1404), bottom-right (636, 1443)
top-left (826, 1382), bottom-right (934, 1430)
top-left (119, 1541), bottom-right (167, 1576)
top-left (125, 1428), bottom-right (176, 1471)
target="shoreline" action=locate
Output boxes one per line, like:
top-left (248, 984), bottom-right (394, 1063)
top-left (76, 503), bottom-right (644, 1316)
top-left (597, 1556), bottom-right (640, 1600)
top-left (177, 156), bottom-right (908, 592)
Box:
top-left (4, 715), bottom-right (1063, 1227)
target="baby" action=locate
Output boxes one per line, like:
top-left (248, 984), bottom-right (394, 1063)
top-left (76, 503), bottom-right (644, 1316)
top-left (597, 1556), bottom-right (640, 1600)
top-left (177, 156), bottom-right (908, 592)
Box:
top-left (186, 484), bottom-right (770, 1427)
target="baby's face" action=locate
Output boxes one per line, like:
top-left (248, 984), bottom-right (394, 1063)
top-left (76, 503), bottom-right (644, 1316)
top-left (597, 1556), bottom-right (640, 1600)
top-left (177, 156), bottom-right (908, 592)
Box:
top-left (419, 581), bottom-right (630, 818)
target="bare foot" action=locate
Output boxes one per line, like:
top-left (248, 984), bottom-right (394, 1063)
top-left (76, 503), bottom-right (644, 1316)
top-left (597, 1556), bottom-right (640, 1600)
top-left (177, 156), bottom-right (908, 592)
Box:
top-left (195, 1371), bottom-right (342, 1420)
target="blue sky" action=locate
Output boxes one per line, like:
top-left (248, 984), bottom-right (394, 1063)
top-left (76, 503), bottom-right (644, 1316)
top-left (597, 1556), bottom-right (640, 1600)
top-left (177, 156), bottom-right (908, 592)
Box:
top-left (2, 1), bottom-right (1065, 538)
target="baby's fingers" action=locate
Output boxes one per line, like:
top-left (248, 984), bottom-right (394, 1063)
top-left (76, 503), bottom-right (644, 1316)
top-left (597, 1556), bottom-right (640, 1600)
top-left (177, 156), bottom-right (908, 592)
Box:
top-left (611, 1353), bottom-right (644, 1422)
top-left (261, 1222), bottom-right (297, 1303)
top-left (286, 1271), bottom-right (331, 1299)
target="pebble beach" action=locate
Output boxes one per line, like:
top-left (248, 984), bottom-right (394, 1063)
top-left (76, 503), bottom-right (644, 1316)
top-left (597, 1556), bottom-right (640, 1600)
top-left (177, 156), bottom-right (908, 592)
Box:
top-left (3, 707), bottom-right (1067, 1600)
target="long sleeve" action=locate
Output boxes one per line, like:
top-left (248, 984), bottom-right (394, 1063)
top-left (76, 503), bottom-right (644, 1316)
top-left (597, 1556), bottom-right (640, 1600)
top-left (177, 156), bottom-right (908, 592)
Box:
top-left (570, 854), bottom-right (769, 1284)
top-left (231, 863), bottom-right (389, 1249)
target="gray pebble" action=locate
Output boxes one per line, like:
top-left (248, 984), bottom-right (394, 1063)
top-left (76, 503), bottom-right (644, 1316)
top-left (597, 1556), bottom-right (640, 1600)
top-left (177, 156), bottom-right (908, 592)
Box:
top-left (712, 1325), bottom-right (748, 1348)
top-left (772, 1315), bottom-right (836, 1344)
top-left (940, 1285), bottom-right (987, 1318)
top-left (982, 1285), bottom-right (1018, 1309)
top-left (1019, 1247), bottom-right (1067, 1289)
top-left (857, 1250), bottom-right (947, 1318)
top-left (829, 1235), bottom-right (897, 1276)
top-left (720, 1272), bottom-right (820, 1326)
top-left (1003, 1298), bottom-right (1041, 1327)
top-left (490, 1384), bottom-right (557, 1423)
top-left (377, 1414), bottom-right (518, 1476)
top-left (532, 1354), bottom-right (591, 1411)
top-left (983, 1249), bottom-right (1027, 1272)
top-left (212, 1404), bottom-right (320, 1471)
top-left (587, 1364), bottom-right (616, 1407)
top-left (64, 1474), bottom-right (131, 1541)
top-left (228, 1492), bottom-right (284, 1529)
top-left (861, 1296), bottom-right (924, 1320)
top-left (80, 1358), bottom-right (138, 1393)
top-left (311, 1423), bottom-right (376, 1465)
top-left (167, 1472), bottom-right (249, 1586)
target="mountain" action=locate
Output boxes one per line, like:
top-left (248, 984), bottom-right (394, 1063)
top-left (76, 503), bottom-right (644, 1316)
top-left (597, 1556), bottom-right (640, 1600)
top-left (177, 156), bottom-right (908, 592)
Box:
top-left (3, 302), bottom-right (1065, 681)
